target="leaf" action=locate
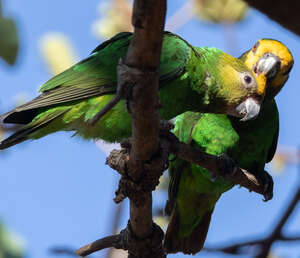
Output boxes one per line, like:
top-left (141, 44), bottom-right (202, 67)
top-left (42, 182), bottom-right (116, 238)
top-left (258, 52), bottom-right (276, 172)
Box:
top-left (0, 17), bottom-right (19, 65)
top-left (0, 223), bottom-right (24, 258)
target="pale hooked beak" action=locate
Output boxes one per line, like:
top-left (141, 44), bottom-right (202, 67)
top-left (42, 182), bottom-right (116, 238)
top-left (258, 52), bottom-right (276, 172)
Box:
top-left (256, 53), bottom-right (281, 78)
top-left (236, 98), bottom-right (261, 121)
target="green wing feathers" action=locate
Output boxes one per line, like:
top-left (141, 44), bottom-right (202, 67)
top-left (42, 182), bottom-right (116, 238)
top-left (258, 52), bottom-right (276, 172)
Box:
top-left (1, 86), bottom-right (116, 124)
top-left (0, 32), bottom-right (191, 148)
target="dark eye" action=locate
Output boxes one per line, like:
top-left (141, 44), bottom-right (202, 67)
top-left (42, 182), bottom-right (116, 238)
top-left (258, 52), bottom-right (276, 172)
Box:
top-left (244, 75), bottom-right (252, 84)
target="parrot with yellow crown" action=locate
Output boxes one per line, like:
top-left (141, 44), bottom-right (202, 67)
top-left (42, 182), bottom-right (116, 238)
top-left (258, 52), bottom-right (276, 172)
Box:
top-left (164, 39), bottom-right (294, 255)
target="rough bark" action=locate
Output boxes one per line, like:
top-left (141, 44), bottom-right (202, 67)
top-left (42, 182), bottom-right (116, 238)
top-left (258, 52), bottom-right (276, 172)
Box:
top-left (244, 0), bottom-right (300, 37)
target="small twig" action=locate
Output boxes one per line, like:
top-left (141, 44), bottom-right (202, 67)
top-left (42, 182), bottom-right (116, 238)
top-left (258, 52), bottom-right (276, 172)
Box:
top-left (88, 94), bottom-right (122, 126)
top-left (204, 178), bottom-right (300, 257)
top-left (270, 184), bottom-right (300, 237)
top-left (244, 0), bottom-right (300, 37)
top-left (278, 235), bottom-right (300, 241)
top-left (49, 247), bottom-right (78, 257)
top-left (256, 182), bottom-right (300, 258)
top-left (76, 235), bottom-right (121, 257)
top-left (76, 222), bottom-right (164, 257)
top-left (204, 238), bottom-right (264, 254)
top-left (88, 58), bottom-right (141, 126)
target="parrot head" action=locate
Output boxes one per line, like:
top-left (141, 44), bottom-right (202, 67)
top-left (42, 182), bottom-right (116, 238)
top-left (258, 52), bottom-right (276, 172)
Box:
top-left (216, 53), bottom-right (263, 121)
top-left (240, 39), bottom-right (294, 99)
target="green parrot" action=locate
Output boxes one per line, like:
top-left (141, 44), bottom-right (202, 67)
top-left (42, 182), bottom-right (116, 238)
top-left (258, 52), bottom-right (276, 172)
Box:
top-left (164, 39), bottom-right (294, 254)
top-left (0, 32), bottom-right (263, 149)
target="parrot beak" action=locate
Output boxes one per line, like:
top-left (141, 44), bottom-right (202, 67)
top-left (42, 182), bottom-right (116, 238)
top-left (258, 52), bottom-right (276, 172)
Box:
top-left (255, 53), bottom-right (281, 79)
top-left (236, 97), bottom-right (261, 121)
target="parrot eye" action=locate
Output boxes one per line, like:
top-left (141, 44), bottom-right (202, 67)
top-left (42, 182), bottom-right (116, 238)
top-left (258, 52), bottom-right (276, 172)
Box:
top-left (240, 72), bottom-right (255, 89)
top-left (244, 75), bottom-right (252, 84)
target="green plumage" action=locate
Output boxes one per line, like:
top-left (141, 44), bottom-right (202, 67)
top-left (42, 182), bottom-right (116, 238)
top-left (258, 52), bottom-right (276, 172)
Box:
top-left (0, 32), bottom-right (259, 149)
top-left (164, 99), bottom-right (279, 254)
top-left (164, 38), bottom-right (295, 255)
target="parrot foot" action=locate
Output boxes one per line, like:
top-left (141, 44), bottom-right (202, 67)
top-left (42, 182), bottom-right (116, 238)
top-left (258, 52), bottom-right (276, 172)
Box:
top-left (214, 153), bottom-right (237, 181)
top-left (159, 120), bottom-right (175, 132)
top-left (159, 120), bottom-right (178, 162)
top-left (256, 170), bottom-right (274, 202)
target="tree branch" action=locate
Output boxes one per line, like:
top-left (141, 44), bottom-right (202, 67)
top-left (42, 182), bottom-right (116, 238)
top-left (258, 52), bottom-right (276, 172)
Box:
top-left (279, 235), bottom-right (300, 241)
top-left (159, 128), bottom-right (271, 199)
top-left (76, 235), bottom-right (122, 257)
top-left (78, 0), bottom-right (167, 257)
top-left (173, 140), bottom-right (266, 197)
top-left (123, 1), bottom-right (166, 257)
top-left (204, 178), bottom-right (300, 257)
top-left (244, 0), bottom-right (300, 37)
top-left (76, 222), bottom-right (164, 257)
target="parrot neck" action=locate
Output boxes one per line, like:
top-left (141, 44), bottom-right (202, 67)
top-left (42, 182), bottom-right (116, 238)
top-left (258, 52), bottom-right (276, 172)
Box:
top-left (158, 47), bottom-right (229, 120)
top-left (186, 47), bottom-right (226, 114)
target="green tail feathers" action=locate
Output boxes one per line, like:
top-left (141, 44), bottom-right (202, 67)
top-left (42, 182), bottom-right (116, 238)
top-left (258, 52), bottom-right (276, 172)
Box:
top-left (0, 109), bottom-right (68, 150)
top-left (164, 202), bottom-right (213, 254)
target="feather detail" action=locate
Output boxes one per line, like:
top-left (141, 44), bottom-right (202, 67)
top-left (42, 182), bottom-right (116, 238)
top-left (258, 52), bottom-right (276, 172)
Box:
top-left (164, 203), bottom-right (213, 255)
top-left (0, 109), bottom-right (69, 150)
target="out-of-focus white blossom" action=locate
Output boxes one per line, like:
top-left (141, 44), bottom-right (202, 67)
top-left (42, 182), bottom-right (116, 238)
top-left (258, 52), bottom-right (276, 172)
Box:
top-left (39, 33), bottom-right (78, 75)
top-left (271, 146), bottom-right (300, 173)
top-left (193, 0), bottom-right (249, 23)
top-left (92, 0), bottom-right (132, 39)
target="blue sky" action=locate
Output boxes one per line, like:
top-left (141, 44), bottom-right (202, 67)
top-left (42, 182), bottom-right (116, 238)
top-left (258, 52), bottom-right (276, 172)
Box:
top-left (0, 1), bottom-right (300, 258)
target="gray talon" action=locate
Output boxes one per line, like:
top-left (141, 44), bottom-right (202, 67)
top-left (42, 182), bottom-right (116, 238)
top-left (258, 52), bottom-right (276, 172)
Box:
top-left (261, 170), bottom-right (274, 202)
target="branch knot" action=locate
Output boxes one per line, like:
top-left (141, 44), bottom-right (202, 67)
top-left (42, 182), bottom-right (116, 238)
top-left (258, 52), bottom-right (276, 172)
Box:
top-left (120, 221), bottom-right (165, 258)
top-left (106, 139), bottom-right (169, 205)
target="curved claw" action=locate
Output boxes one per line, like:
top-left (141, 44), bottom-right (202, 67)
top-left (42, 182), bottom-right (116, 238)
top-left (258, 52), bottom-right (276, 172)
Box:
top-left (262, 170), bottom-right (274, 202)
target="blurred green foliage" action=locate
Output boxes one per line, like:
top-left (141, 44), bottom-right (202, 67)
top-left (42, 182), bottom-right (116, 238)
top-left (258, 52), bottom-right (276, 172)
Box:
top-left (0, 0), bottom-right (18, 65)
top-left (0, 223), bottom-right (23, 258)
